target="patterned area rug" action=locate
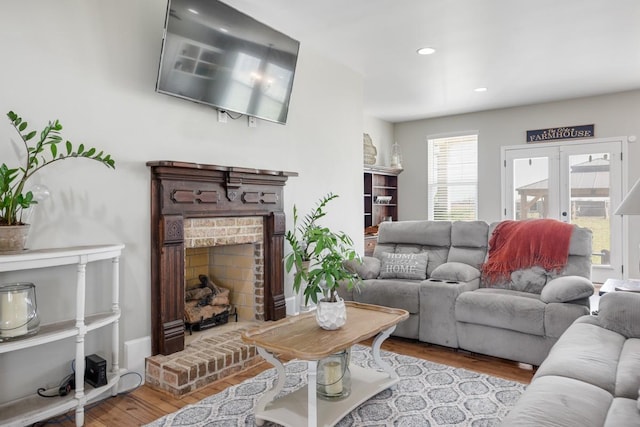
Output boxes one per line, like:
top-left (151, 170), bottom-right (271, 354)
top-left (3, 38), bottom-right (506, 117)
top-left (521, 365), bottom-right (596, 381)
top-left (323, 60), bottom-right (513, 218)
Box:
top-left (146, 345), bottom-right (526, 427)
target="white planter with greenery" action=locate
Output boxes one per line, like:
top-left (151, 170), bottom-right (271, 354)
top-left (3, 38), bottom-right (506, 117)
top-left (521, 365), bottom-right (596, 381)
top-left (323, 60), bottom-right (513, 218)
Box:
top-left (284, 193), bottom-right (360, 329)
top-left (316, 296), bottom-right (347, 330)
top-left (0, 111), bottom-right (115, 252)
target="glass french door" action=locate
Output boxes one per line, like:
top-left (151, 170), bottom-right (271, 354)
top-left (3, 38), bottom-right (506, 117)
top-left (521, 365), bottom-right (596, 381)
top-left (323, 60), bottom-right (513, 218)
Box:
top-left (502, 139), bottom-right (624, 282)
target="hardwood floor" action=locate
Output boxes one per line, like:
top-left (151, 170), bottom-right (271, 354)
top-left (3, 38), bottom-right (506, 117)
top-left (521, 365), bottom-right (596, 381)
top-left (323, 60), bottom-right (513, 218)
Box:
top-left (45, 337), bottom-right (535, 427)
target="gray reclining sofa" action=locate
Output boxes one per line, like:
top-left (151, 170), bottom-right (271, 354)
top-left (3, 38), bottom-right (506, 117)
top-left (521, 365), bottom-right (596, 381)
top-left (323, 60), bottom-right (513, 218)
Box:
top-left (339, 219), bottom-right (594, 366)
top-left (501, 291), bottom-right (640, 426)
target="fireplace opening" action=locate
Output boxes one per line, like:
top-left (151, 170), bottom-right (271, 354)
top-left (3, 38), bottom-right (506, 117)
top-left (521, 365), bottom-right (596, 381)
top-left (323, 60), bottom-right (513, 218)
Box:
top-left (184, 242), bottom-right (262, 334)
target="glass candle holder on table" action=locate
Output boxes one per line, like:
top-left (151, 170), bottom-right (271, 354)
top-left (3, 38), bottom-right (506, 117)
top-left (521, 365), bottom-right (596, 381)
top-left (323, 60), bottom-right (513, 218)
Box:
top-left (316, 348), bottom-right (351, 400)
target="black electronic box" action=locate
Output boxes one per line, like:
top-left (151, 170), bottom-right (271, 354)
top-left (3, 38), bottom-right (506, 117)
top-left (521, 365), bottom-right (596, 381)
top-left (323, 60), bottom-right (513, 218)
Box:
top-left (85, 354), bottom-right (107, 388)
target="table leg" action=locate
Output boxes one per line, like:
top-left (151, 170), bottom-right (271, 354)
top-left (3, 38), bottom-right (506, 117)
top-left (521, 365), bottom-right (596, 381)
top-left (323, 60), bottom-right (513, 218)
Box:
top-left (371, 325), bottom-right (398, 380)
top-left (307, 360), bottom-right (317, 427)
top-left (255, 346), bottom-right (286, 426)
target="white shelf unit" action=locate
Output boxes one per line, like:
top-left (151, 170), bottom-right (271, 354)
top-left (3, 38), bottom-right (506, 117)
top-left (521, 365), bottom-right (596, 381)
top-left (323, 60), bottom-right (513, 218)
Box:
top-left (0, 244), bottom-right (125, 427)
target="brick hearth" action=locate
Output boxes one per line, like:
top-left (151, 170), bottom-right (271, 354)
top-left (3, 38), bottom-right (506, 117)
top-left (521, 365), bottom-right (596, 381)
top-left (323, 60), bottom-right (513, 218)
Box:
top-left (145, 324), bottom-right (261, 396)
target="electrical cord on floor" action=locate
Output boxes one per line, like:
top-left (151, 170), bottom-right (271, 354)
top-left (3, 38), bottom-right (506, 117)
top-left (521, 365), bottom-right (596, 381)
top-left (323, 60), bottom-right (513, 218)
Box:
top-left (117, 370), bottom-right (144, 394)
top-left (30, 370), bottom-right (145, 426)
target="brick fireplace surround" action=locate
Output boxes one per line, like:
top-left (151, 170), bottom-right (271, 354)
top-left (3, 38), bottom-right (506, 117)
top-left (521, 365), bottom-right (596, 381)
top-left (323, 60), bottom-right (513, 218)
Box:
top-left (145, 161), bottom-right (296, 395)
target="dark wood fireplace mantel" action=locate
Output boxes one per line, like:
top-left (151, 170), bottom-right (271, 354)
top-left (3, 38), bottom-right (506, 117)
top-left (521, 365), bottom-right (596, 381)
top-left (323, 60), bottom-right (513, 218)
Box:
top-left (147, 161), bottom-right (297, 355)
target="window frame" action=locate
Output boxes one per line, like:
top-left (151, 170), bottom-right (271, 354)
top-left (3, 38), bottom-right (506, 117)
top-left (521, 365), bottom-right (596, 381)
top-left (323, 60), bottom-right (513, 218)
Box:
top-left (427, 132), bottom-right (479, 221)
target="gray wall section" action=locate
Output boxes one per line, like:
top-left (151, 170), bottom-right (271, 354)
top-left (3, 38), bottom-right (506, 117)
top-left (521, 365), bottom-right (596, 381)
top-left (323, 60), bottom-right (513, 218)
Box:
top-left (394, 89), bottom-right (640, 276)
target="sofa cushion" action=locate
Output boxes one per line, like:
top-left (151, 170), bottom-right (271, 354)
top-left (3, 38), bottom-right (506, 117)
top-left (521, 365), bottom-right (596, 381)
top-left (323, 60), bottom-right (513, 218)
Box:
top-left (451, 220), bottom-right (489, 248)
top-left (615, 338), bottom-right (640, 399)
top-left (353, 279), bottom-right (421, 313)
top-left (604, 398), bottom-right (640, 427)
top-left (374, 244), bottom-right (449, 277)
top-left (455, 288), bottom-right (545, 336)
top-left (378, 252), bottom-right (428, 280)
top-left (430, 262), bottom-right (480, 282)
top-left (510, 266), bottom-right (548, 294)
top-left (344, 256), bottom-right (380, 280)
top-left (544, 302), bottom-right (592, 338)
top-left (540, 275), bottom-right (594, 303)
top-left (448, 221), bottom-right (489, 269)
top-left (377, 220), bottom-right (451, 246)
top-left (533, 322), bottom-right (624, 394)
top-left (499, 375), bottom-right (612, 427)
top-left (599, 292), bottom-right (640, 338)
top-left (568, 225), bottom-right (593, 257)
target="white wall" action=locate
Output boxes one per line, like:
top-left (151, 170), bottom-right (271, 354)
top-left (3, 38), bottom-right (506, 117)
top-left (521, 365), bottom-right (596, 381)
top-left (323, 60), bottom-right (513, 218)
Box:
top-left (394, 90), bottom-right (640, 276)
top-left (0, 0), bottom-right (364, 401)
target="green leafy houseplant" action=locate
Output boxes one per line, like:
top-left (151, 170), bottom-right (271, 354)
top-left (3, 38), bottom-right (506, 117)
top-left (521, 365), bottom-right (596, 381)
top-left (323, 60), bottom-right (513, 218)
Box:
top-left (284, 193), bottom-right (361, 305)
top-left (0, 111), bottom-right (115, 226)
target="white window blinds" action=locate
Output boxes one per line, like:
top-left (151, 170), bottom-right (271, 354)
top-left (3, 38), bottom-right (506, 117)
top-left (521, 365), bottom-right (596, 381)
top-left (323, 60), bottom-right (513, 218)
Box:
top-left (427, 134), bottom-right (478, 220)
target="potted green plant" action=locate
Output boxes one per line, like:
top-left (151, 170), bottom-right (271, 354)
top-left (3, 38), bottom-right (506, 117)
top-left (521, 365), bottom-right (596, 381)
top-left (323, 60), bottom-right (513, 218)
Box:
top-left (285, 193), bottom-right (337, 299)
top-left (284, 193), bottom-right (361, 329)
top-left (0, 111), bottom-right (116, 252)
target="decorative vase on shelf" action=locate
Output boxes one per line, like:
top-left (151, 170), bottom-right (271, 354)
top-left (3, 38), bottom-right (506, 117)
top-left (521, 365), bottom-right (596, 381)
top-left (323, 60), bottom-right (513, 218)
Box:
top-left (363, 133), bottom-right (377, 165)
top-left (316, 297), bottom-right (347, 330)
top-left (390, 141), bottom-right (403, 169)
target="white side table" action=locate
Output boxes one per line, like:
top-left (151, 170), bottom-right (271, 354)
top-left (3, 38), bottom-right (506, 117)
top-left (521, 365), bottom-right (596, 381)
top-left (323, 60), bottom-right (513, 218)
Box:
top-left (599, 278), bottom-right (640, 295)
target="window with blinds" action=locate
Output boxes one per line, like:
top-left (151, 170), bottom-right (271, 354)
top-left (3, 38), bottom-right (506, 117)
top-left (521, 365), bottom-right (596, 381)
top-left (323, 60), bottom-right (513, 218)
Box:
top-left (427, 134), bottom-right (478, 220)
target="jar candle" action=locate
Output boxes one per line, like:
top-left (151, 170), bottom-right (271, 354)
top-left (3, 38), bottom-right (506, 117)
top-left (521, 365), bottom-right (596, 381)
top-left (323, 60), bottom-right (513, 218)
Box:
top-left (317, 348), bottom-right (351, 400)
top-left (0, 283), bottom-right (40, 341)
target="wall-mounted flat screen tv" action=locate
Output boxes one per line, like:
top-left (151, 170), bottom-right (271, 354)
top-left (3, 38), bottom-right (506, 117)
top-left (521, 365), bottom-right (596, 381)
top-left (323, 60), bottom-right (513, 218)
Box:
top-left (156, 0), bottom-right (300, 124)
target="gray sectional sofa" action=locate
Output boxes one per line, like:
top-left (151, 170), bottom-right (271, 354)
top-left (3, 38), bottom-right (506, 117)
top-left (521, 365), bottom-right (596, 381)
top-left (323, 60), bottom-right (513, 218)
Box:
top-left (500, 291), bottom-right (640, 426)
top-left (339, 219), bottom-right (594, 366)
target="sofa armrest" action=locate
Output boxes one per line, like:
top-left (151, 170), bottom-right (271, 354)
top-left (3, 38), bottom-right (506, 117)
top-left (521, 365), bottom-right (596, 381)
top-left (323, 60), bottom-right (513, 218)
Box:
top-left (344, 256), bottom-right (380, 280)
top-left (418, 277), bottom-right (480, 347)
top-left (598, 291), bottom-right (640, 338)
top-left (430, 262), bottom-right (481, 282)
top-left (540, 276), bottom-right (594, 303)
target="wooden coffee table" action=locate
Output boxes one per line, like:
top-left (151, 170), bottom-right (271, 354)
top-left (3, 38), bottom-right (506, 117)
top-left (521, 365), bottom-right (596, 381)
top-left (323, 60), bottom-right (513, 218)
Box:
top-left (241, 301), bottom-right (409, 427)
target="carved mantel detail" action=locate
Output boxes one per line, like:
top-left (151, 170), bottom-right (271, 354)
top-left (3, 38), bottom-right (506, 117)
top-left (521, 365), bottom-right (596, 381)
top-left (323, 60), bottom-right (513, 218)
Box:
top-left (148, 161), bottom-right (297, 356)
top-left (170, 189), bottom-right (219, 204)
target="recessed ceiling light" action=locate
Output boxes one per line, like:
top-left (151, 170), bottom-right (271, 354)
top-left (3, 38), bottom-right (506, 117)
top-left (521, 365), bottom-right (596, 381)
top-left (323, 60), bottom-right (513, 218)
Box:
top-left (416, 47), bottom-right (436, 55)
top-left (474, 87), bottom-right (488, 92)
top-left (187, 8), bottom-right (199, 14)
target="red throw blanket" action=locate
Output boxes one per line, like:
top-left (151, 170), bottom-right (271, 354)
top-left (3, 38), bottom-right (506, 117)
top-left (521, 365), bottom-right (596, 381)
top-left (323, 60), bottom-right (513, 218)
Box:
top-left (482, 219), bottom-right (574, 285)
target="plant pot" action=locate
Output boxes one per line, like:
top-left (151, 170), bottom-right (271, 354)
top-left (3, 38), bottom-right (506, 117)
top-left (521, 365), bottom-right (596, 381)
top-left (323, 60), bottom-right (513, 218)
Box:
top-left (0, 224), bottom-right (30, 253)
top-left (316, 297), bottom-right (347, 330)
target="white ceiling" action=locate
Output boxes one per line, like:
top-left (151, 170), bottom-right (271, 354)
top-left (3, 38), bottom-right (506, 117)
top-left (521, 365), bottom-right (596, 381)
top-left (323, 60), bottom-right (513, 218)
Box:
top-left (225, 0), bottom-right (640, 123)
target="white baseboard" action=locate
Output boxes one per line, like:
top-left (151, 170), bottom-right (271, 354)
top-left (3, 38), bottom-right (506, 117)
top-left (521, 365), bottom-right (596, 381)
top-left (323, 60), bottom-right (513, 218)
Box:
top-left (285, 295), bottom-right (298, 316)
top-left (123, 336), bottom-right (151, 388)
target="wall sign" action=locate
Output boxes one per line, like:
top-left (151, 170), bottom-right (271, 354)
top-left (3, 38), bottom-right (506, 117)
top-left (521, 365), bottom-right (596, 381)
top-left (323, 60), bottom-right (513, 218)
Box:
top-left (526, 124), bottom-right (594, 143)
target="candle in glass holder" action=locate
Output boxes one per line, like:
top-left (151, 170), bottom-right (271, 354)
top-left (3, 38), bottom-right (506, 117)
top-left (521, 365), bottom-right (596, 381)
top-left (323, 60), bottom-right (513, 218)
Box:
top-left (323, 360), bottom-right (343, 395)
top-left (0, 288), bottom-right (29, 338)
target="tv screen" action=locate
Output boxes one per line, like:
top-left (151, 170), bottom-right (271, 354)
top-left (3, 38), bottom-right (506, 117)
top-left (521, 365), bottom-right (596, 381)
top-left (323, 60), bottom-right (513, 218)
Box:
top-left (156, 0), bottom-right (300, 124)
